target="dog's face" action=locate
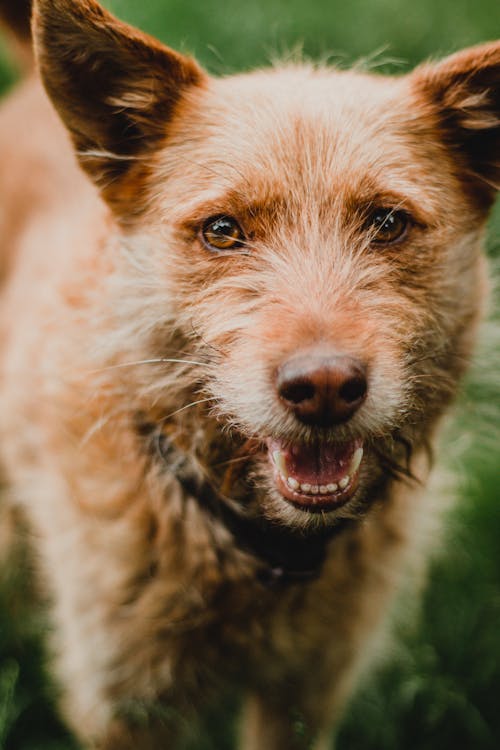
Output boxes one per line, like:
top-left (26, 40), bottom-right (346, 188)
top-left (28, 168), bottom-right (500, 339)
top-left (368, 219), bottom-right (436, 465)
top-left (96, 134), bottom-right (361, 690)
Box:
top-left (34, 1), bottom-right (499, 528)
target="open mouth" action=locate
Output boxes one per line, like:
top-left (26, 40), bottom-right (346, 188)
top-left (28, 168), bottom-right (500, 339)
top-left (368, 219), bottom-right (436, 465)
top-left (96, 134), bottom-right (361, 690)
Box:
top-left (267, 437), bottom-right (364, 512)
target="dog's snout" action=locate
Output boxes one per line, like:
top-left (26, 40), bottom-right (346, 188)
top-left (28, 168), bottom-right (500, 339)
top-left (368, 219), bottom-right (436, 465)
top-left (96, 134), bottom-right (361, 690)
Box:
top-left (277, 354), bottom-right (367, 427)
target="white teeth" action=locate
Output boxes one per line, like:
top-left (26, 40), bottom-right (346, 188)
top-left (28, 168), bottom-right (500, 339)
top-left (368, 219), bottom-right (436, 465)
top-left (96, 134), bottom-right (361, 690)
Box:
top-left (349, 446), bottom-right (364, 475)
top-left (273, 450), bottom-right (288, 477)
top-left (273, 445), bottom-right (362, 497)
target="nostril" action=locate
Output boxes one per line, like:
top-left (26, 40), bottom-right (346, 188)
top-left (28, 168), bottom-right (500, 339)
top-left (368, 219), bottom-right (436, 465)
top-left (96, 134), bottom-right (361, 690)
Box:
top-left (279, 380), bottom-right (316, 405)
top-left (338, 376), bottom-right (367, 404)
top-left (276, 352), bottom-right (368, 427)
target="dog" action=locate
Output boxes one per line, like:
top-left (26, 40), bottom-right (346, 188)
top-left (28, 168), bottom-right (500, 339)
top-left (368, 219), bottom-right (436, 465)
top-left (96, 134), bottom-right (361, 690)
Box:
top-left (0, 1), bottom-right (498, 747)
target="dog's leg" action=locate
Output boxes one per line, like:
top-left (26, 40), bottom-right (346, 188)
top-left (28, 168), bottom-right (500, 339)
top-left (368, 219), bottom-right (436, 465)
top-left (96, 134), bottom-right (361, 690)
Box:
top-left (239, 690), bottom-right (343, 750)
top-left (240, 693), bottom-right (313, 750)
top-left (97, 717), bottom-right (180, 750)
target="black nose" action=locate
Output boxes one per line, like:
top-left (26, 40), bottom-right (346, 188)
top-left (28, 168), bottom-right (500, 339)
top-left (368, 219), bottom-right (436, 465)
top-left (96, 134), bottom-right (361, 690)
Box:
top-left (277, 354), bottom-right (367, 427)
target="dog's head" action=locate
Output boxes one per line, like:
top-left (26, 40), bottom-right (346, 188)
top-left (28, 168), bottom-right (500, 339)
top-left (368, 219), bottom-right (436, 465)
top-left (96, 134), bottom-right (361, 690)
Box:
top-left (33, 1), bottom-right (499, 528)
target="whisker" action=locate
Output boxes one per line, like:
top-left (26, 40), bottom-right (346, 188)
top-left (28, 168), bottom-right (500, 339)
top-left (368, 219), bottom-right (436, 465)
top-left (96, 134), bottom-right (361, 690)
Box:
top-left (89, 357), bottom-right (207, 374)
top-left (371, 432), bottom-right (422, 485)
top-left (179, 155), bottom-right (251, 189)
top-left (213, 454), bottom-right (256, 468)
top-left (202, 232), bottom-right (259, 256)
top-left (178, 156), bottom-right (234, 185)
top-left (159, 397), bottom-right (214, 422)
top-left (188, 322), bottom-right (224, 356)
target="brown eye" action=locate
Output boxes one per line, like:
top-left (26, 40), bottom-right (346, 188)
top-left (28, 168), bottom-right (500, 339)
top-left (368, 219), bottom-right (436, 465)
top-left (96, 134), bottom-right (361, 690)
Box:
top-left (201, 216), bottom-right (245, 251)
top-left (367, 209), bottom-right (408, 244)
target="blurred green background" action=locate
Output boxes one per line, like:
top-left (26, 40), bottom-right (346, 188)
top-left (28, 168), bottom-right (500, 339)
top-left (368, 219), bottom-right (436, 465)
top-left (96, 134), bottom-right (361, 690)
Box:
top-left (0, 1), bottom-right (499, 749)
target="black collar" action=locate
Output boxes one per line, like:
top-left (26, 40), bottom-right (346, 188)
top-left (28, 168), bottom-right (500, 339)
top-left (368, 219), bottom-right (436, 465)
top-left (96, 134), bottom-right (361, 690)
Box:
top-left (174, 466), bottom-right (345, 588)
top-left (138, 420), bottom-right (351, 587)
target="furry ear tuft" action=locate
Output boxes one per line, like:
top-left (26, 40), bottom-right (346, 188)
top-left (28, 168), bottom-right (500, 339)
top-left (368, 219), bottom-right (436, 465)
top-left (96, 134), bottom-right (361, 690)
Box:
top-left (33, 0), bottom-right (206, 204)
top-left (412, 41), bottom-right (499, 208)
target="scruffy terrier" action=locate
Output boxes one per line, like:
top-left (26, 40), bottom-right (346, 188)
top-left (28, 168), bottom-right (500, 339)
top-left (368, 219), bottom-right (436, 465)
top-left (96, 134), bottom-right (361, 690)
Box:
top-left (0, 0), bottom-right (498, 747)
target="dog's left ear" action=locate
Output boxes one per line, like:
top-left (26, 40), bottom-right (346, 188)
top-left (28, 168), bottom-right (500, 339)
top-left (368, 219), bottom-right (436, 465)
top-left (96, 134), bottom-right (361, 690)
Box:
top-left (411, 41), bottom-right (499, 209)
top-left (33, 0), bottom-right (206, 213)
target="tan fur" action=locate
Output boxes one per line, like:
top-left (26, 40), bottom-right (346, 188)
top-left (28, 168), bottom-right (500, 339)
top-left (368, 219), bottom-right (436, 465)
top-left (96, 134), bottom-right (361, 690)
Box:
top-left (0, 1), bottom-right (498, 747)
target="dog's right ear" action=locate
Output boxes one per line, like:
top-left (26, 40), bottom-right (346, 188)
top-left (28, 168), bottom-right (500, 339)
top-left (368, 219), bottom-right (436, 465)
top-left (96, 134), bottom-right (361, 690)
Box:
top-left (33, 0), bottom-right (206, 205)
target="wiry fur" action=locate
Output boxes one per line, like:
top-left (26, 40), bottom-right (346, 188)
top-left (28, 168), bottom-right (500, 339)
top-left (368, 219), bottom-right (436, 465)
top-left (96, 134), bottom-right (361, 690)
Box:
top-left (0, 1), bottom-right (498, 747)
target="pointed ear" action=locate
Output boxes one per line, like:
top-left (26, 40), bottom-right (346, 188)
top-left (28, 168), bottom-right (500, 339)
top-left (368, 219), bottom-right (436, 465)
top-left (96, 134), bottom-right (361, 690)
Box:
top-left (411, 42), bottom-right (499, 209)
top-left (32, 0), bottom-right (206, 207)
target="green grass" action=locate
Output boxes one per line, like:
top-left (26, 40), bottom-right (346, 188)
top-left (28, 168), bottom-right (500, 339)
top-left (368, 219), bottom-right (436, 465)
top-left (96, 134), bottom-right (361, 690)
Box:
top-left (106, 0), bottom-right (500, 72)
top-left (0, 1), bottom-right (499, 748)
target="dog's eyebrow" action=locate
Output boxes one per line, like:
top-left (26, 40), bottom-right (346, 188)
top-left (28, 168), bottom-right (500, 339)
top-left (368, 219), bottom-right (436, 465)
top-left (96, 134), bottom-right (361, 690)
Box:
top-left (342, 183), bottom-right (440, 229)
top-left (164, 191), bottom-right (290, 228)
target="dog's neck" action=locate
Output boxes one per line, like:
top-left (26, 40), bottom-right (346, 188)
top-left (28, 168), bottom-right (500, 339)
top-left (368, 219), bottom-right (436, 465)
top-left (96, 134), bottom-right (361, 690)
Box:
top-left (174, 464), bottom-right (345, 587)
top-left (137, 418), bottom-right (351, 587)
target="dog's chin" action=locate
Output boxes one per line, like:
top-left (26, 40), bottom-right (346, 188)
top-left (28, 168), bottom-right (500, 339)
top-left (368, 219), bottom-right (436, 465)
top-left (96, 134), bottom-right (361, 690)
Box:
top-left (258, 435), bottom-right (371, 528)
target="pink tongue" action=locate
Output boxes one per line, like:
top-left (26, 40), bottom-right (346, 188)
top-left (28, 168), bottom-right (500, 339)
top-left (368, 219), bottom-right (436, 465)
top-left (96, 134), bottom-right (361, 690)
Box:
top-left (268, 439), bottom-right (357, 485)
